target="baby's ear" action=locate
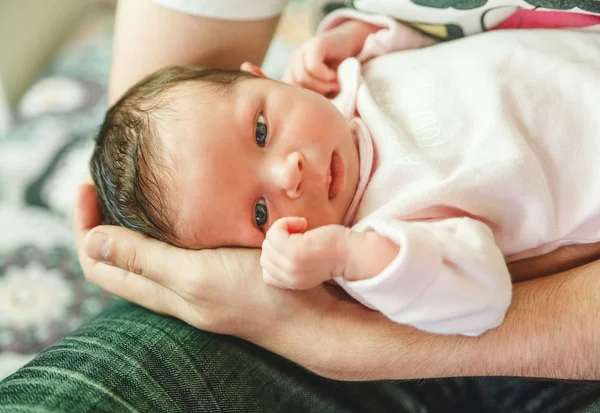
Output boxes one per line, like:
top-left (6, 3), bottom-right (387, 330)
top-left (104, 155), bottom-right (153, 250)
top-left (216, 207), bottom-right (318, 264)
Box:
top-left (241, 62), bottom-right (266, 78)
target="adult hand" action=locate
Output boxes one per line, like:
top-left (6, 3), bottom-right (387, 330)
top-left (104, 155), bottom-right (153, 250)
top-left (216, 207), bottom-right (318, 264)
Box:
top-left (74, 183), bottom-right (600, 381)
top-left (74, 183), bottom-right (362, 372)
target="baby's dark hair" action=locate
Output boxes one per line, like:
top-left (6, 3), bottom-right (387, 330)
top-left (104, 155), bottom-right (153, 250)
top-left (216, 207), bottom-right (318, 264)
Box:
top-left (90, 66), bottom-right (255, 246)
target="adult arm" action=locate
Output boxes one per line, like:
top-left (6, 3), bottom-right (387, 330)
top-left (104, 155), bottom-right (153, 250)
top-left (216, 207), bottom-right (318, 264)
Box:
top-left (109, 0), bottom-right (281, 103)
top-left (75, 184), bottom-right (600, 381)
top-left (508, 241), bottom-right (600, 282)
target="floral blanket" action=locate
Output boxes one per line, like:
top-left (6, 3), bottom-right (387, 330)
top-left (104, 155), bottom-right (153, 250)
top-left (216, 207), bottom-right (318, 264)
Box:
top-left (0, 5), bottom-right (116, 379)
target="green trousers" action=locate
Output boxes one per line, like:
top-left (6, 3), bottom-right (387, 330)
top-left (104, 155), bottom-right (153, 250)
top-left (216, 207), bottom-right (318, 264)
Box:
top-left (0, 299), bottom-right (599, 413)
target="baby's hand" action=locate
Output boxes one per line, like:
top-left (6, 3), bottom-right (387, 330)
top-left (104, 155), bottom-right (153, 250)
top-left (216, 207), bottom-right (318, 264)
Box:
top-left (260, 217), bottom-right (348, 290)
top-left (282, 21), bottom-right (381, 96)
top-left (282, 33), bottom-right (341, 96)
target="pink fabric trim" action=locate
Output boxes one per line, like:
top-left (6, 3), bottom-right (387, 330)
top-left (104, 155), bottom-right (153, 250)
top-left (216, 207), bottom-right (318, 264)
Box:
top-left (343, 118), bottom-right (374, 227)
top-left (492, 9), bottom-right (600, 30)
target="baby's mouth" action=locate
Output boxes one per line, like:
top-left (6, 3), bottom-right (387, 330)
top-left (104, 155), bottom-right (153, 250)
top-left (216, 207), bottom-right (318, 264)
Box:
top-left (328, 151), bottom-right (344, 200)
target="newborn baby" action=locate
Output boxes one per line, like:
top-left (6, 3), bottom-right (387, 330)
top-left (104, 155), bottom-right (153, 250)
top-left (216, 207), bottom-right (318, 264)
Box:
top-left (91, 16), bottom-right (600, 336)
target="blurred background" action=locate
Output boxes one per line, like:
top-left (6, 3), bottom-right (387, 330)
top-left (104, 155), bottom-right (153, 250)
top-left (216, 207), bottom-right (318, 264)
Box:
top-left (0, 0), bottom-right (314, 380)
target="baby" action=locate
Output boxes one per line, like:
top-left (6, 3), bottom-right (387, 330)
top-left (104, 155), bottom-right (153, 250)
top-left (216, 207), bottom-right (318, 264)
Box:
top-left (91, 11), bottom-right (600, 336)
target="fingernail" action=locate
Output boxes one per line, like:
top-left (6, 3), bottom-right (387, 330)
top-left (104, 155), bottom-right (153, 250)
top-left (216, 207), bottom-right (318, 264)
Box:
top-left (85, 231), bottom-right (111, 262)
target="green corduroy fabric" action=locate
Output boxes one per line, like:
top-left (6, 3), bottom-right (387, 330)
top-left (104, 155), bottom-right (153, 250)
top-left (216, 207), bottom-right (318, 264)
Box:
top-left (0, 299), bottom-right (599, 413)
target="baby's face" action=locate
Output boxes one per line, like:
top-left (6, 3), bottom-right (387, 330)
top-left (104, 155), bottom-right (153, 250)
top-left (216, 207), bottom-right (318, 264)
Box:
top-left (161, 74), bottom-right (359, 249)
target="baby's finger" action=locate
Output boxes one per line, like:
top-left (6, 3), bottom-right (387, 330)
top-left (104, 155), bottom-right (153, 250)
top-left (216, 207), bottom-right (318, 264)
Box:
top-left (261, 239), bottom-right (293, 274)
top-left (259, 242), bottom-right (281, 271)
top-left (304, 50), bottom-right (337, 82)
top-left (261, 242), bottom-right (292, 273)
top-left (266, 218), bottom-right (308, 256)
top-left (301, 76), bottom-right (339, 96)
top-left (262, 270), bottom-right (290, 289)
top-left (264, 220), bottom-right (287, 246)
top-left (266, 217), bottom-right (306, 242)
top-left (282, 216), bottom-right (308, 234)
top-left (260, 254), bottom-right (285, 281)
top-left (265, 239), bottom-right (304, 265)
top-left (291, 58), bottom-right (338, 96)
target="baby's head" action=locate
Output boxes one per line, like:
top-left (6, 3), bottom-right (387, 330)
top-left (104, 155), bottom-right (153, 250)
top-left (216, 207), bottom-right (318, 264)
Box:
top-left (91, 63), bottom-right (360, 249)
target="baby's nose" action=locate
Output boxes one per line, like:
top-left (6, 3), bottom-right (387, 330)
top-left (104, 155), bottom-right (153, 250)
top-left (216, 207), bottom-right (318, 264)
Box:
top-left (278, 151), bottom-right (304, 199)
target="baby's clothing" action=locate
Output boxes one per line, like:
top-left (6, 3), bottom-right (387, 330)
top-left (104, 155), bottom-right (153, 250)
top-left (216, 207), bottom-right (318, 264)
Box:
top-left (326, 11), bottom-right (600, 335)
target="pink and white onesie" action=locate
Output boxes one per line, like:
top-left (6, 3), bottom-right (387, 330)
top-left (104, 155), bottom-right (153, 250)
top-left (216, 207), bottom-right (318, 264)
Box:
top-left (323, 11), bottom-right (600, 336)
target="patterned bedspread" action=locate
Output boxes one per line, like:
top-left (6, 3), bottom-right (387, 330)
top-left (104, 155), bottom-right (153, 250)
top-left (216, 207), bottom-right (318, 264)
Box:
top-left (0, 4), bottom-right (117, 379)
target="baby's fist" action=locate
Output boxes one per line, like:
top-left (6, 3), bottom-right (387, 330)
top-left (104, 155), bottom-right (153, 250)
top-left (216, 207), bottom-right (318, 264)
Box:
top-left (260, 217), bottom-right (348, 290)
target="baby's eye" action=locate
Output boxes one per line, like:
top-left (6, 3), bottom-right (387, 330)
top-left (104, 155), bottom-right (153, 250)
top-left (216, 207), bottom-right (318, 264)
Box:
top-left (255, 113), bottom-right (267, 147)
top-left (254, 197), bottom-right (268, 229)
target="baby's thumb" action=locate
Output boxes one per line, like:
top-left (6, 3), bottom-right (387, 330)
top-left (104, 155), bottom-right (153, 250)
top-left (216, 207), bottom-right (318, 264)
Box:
top-left (282, 216), bottom-right (308, 234)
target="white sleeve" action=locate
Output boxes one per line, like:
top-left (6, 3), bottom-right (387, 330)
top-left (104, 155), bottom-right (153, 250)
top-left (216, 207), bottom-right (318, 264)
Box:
top-left (335, 217), bottom-right (512, 336)
top-left (151, 0), bottom-right (287, 20)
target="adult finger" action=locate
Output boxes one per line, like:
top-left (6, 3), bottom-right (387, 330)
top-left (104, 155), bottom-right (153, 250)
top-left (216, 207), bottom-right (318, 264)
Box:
top-left (74, 183), bottom-right (102, 264)
top-left (74, 184), bottom-right (109, 289)
top-left (73, 184), bottom-right (185, 317)
top-left (83, 225), bottom-right (193, 296)
top-left (85, 260), bottom-right (185, 317)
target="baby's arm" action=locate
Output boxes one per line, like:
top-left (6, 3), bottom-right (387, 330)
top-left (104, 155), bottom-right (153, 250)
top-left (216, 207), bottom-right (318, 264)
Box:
top-left (337, 217), bottom-right (512, 336)
top-left (283, 20), bottom-right (382, 95)
top-left (318, 9), bottom-right (439, 61)
top-left (262, 216), bottom-right (512, 336)
top-left (283, 9), bottom-right (438, 95)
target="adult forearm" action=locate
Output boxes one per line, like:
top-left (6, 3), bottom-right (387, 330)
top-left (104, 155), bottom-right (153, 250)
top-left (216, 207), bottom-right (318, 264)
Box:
top-left (109, 0), bottom-right (279, 103)
top-left (468, 262), bottom-right (599, 380)
top-left (257, 260), bottom-right (600, 381)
